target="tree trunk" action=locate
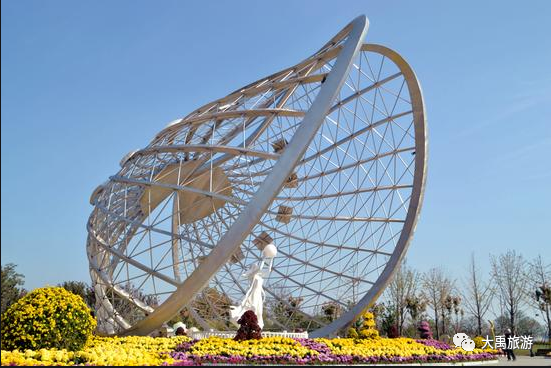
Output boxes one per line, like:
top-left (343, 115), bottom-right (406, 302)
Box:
top-left (546, 304), bottom-right (551, 342)
top-left (434, 309), bottom-right (439, 340)
top-left (475, 289), bottom-right (482, 336)
top-left (510, 308), bottom-right (515, 334)
top-left (441, 307), bottom-right (447, 337)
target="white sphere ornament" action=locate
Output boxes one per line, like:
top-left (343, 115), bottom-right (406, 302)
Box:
top-left (262, 243), bottom-right (278, 259)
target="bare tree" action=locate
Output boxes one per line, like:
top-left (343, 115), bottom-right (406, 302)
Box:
top-left (386, 260), bottom-right (421, 335)
top-left (100, 282), bottom-right (159, 333)
top-left (192, 287), bottom-right (233, 329)
top-left (490, 250), bottom-right (526, 334)
top-left (527, 255), bottom-right (551, 341)
top-left (422, 268), bottom-right (454, 339)
top-left (461, 253), bottom-right (493, 336)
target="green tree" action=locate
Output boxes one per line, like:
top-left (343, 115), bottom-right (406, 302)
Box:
top-left (1, 263), bottom-right (26, 314)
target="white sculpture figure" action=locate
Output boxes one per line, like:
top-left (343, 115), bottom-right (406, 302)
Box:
top-left (230, 243), bottom-right (277, 329)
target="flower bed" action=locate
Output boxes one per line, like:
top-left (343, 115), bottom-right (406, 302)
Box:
top-left (169, 336), bottom-right (498, 365)
top-left (1, 336), bottom-right (190, 366)
top-left (1, 335), bottom-right (499, 366)
top-left (415, 339), bottom-right (453, 350)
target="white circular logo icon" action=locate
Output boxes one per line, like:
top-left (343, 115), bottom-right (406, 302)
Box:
top-left (461, 338), bottom-right (476, 352)
top-left (453, 333), bottom-right (469, 348)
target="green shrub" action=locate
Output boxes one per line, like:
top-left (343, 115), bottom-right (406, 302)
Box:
top-left (0, 286), bottom-right (96, 351)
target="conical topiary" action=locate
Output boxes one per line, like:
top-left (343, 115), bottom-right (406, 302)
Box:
top-left (347, 311), bottom-right (379, 339)
top-left (234, 310), bottom-right (262, 341)
top-left (358, 311), bottom-right (379, 339)
top-left (418, 320), bottom-right (433, 339)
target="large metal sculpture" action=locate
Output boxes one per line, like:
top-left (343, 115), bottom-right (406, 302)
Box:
top-left (86, 15), bottom-right (427, 337)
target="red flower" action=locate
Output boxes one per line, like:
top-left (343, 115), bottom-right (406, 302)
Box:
top-left (234, 310), bottom-right (262, 341)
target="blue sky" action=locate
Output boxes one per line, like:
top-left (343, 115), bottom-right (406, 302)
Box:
top-left (2, 0), bottom-right (550, 296)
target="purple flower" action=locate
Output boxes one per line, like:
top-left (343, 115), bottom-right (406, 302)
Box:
top-left (165, 336), bottom-right (499, 366)
top-left (416, 338), bottom-right (453, 350)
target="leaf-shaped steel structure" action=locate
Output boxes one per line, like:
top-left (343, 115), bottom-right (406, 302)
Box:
top-left (86, 15), bottom-right (427, 337)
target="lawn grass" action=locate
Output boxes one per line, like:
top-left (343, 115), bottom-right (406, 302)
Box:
top-left (513, 342), bottom-right (551, 356)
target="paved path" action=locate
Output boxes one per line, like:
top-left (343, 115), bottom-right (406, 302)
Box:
top-left (494, 356), bottom-right (550, 366)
